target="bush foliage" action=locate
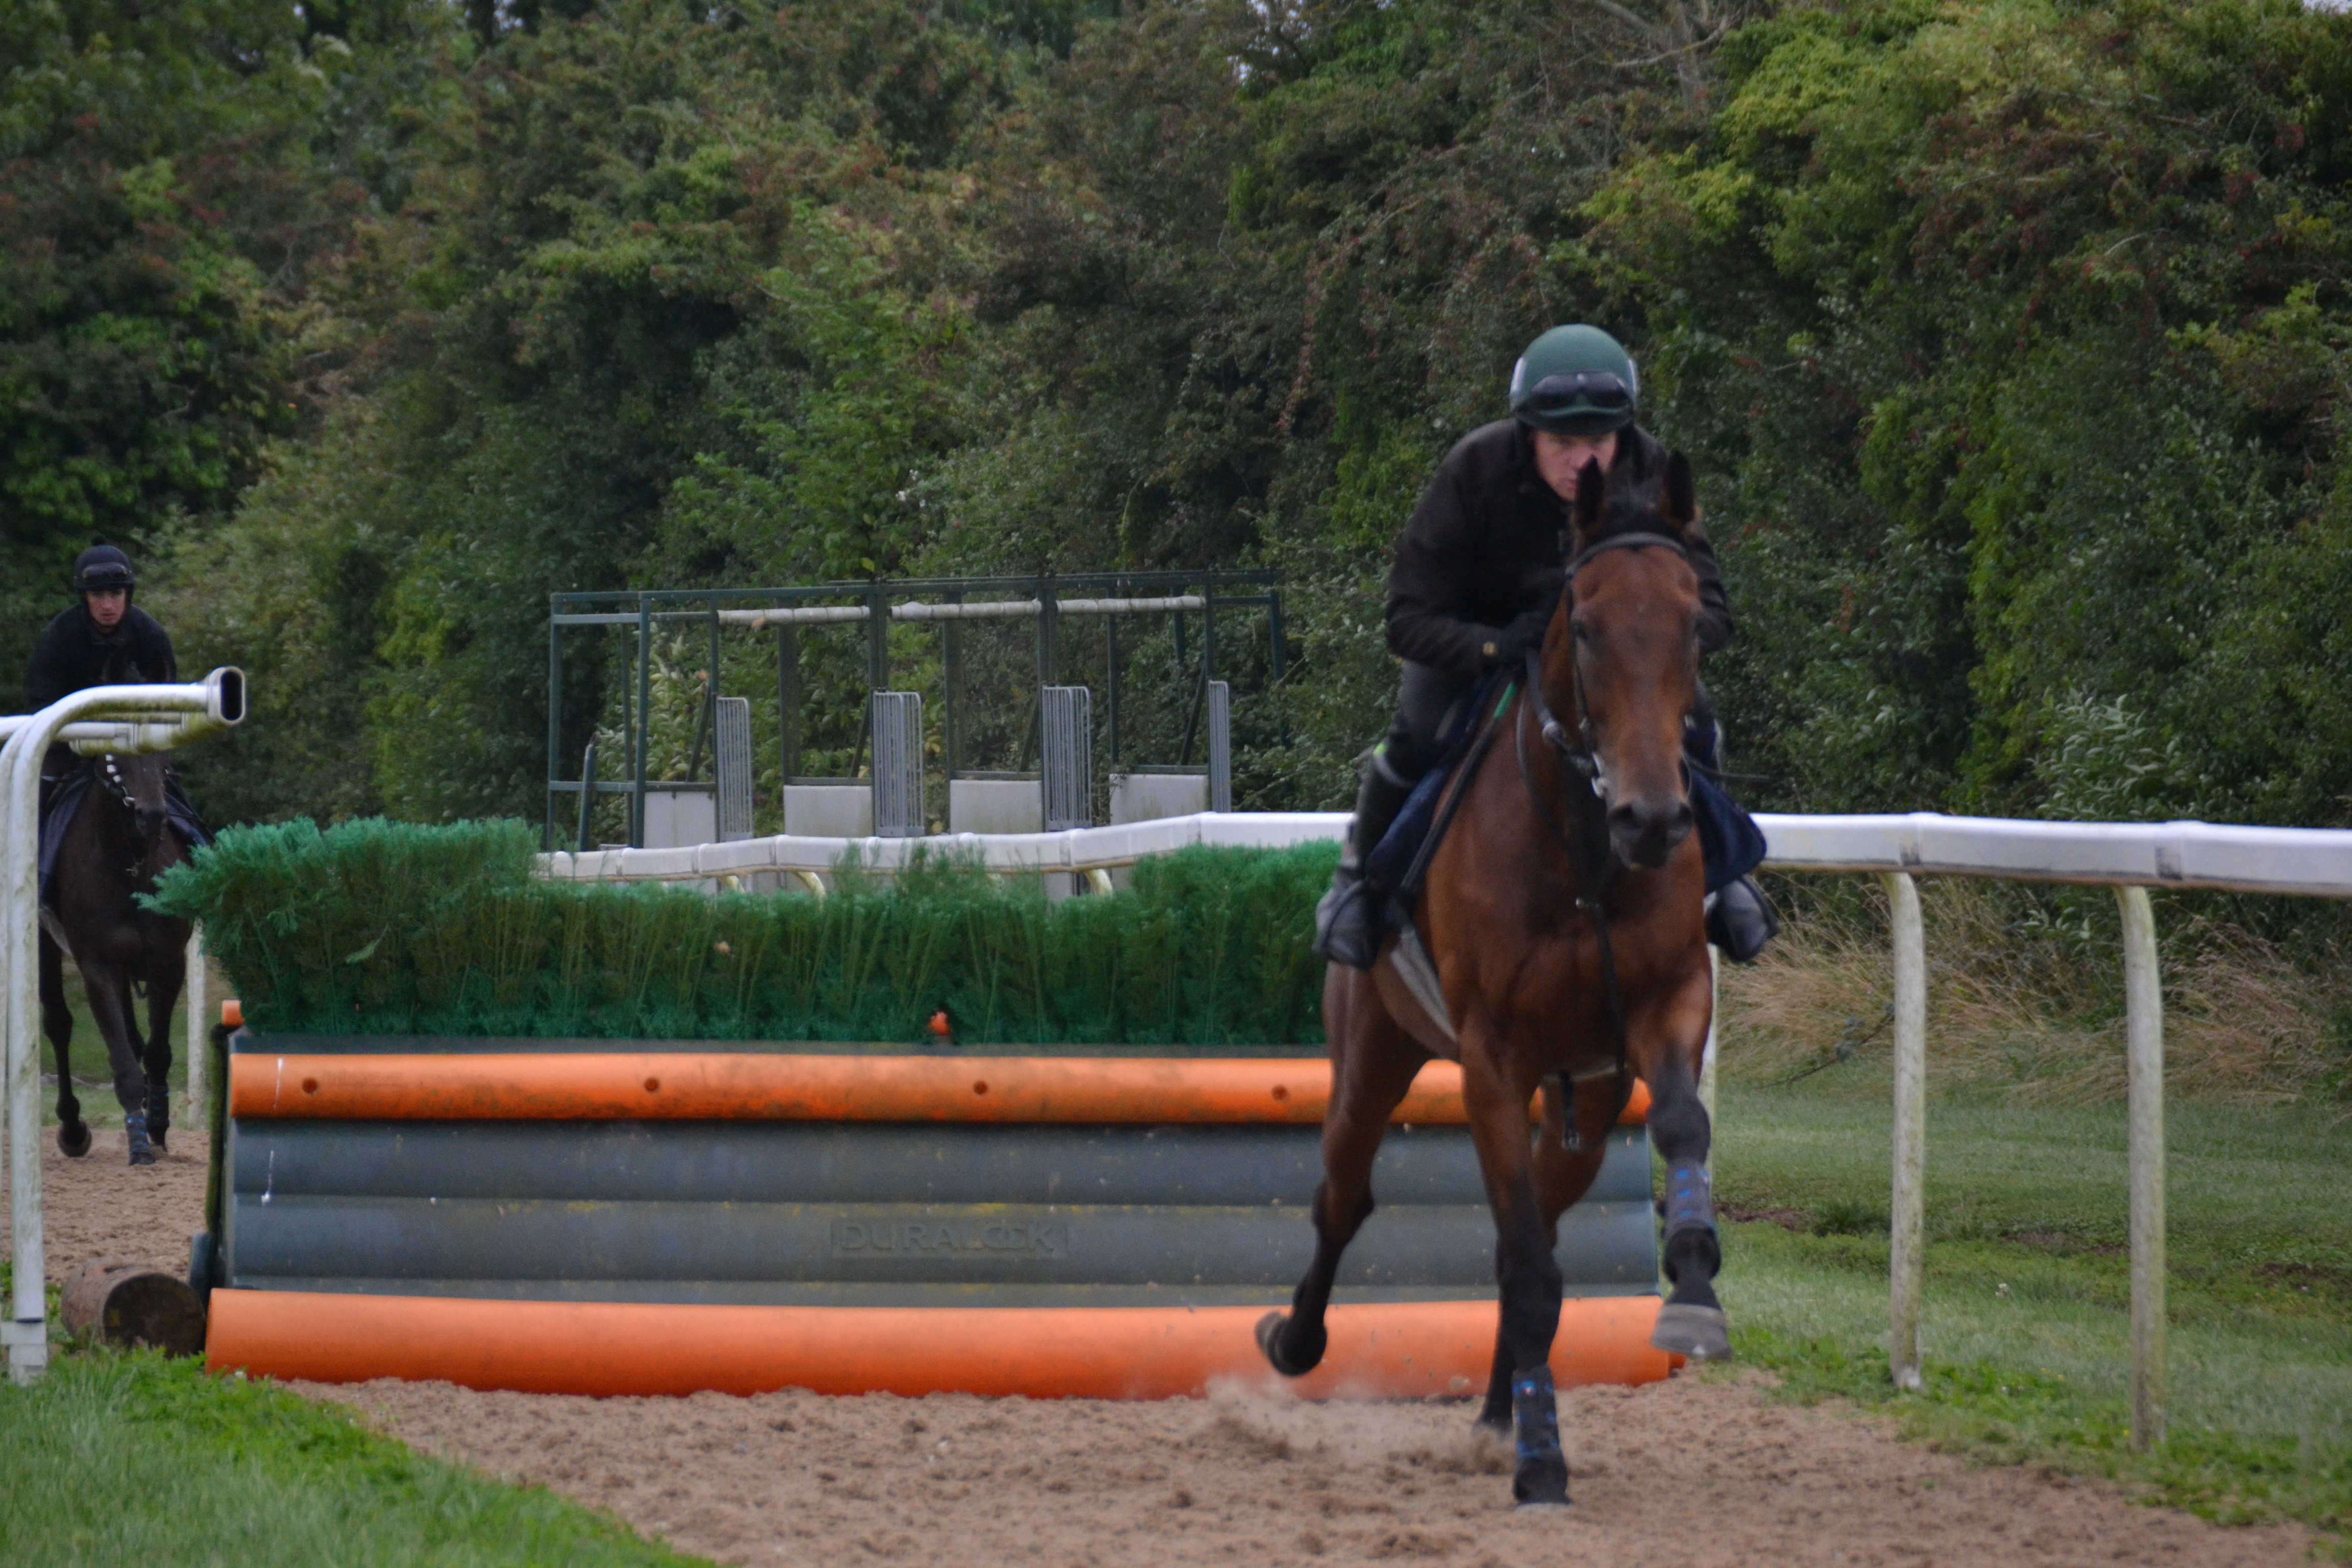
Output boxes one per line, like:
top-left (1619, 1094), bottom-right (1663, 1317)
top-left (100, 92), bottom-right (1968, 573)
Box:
top-left (149, 818), bottom-right (1335, 1044)
top-left (9, 1), bottom-right (2350, 839)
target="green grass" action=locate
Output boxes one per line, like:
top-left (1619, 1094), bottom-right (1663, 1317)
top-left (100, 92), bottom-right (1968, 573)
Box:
top-left (0, 1352), bottom-right (701, 1566)
top-left (1709, 1069), bottom-right (2352, 1542)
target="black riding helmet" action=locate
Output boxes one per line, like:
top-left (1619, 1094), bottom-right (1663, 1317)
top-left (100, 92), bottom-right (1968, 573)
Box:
top-left (72, 545), bottom-right (136, 600)
top-left (1508, 325), bottom-right (1640, 437)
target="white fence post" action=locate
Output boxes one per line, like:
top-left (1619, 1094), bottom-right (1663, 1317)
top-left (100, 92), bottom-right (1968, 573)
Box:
top-left (2116, 885), bottom-right (2168, 1451)
top-left (185, 924), bottom-right (207, 1126)
top-left (1699, 945), bottom-right (1719, 1175)
top-left (1881, 870), bottom-right (1928, 1393)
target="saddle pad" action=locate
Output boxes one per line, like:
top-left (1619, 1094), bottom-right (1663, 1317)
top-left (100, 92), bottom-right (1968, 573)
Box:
top-left (1362, 670), bottom-right (1510, 895)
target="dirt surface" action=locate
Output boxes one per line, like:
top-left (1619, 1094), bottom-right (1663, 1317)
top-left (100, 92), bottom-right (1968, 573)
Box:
top-left (303, 1375), bottom-right (2309, 1567)
top-left (0, 1124), bottom-right (209, 1284)
top-left (15, 1132), bottom-right (2314, 1566)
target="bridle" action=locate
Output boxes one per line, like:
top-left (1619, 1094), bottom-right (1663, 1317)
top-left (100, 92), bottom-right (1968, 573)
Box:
top-left (92, 752), bottom-right (171, 884)
top-left (1514, 528), bottom-right (1694, 1131)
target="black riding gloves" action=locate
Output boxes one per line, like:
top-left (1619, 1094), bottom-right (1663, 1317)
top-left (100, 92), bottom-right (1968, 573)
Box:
top-left (1481, 607), bottom-right (1553, 670)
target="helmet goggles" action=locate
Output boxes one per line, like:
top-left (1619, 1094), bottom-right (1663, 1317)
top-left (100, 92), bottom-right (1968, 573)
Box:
top-left (1522, 371), bottom-right (1633, 420)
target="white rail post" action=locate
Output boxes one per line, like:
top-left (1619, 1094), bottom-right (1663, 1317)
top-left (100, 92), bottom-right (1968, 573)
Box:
top-left (2115, 885), bottom-right (2167, 1451)
top-left (1699, 945), bottom-right (1719, 1175)
top-left (1881, 870), bottom-right (1928, 1392)
top-left (4, 672), bottom-right (243, 1383)
top-left (184, 924), bottom-right (207, 1125)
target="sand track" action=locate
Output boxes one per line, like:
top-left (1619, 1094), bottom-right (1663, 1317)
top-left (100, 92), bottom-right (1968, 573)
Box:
top-left (13, 1125), bottom-right (2314, 1566)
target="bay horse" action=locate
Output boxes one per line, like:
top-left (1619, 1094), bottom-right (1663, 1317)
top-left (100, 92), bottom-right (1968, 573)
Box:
top-left (1258, 452), bottom-right (1726, 1507)
top-left (42, 666), bottom-right (197, 1166)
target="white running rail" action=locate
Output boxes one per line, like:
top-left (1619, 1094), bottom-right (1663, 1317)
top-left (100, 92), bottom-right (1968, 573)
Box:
top-left (548, 807), bottom-right (2352, 1449)
top-left (2, 672), bottom-right (246, 1384)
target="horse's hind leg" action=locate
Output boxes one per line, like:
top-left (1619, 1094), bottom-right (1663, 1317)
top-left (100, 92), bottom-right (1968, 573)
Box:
top-left (1257, 969), bottom-right (1427, 1378)
top-left (41, 933), bottom-right (90, 1158)
top-left (140, 939), bottom-right (186, 1151)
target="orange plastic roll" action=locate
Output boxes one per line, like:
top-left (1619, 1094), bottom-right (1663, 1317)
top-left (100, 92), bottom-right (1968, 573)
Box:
top-left (229, 1052), bottom-right (1652, 1127)
top-left (206, 1289), bottom-right (1679, 1400)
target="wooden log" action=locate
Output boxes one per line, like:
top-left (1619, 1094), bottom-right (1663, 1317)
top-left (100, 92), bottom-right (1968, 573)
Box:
top-left (62, 1261), bottom-right (206, 1356)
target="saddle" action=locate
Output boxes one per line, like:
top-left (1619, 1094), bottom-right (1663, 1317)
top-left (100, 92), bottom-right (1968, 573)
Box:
top-left (1363, 680), bottom-right (1766, 918)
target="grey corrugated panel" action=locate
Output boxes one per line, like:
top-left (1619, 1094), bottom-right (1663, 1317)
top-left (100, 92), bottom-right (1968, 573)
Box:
top-left (227, 1279), bottom-right (1661, 1308)
top-left (232, 1121), bottom-right (1652, 1210)
top-left (233, 1034), bottom-right (1329, 1060)
top-left (224, 1197), bottom-right (1659, 1292)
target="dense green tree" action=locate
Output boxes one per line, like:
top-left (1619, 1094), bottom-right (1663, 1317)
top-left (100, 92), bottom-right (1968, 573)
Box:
top-left (15, 0), bottom-right (2348, 839)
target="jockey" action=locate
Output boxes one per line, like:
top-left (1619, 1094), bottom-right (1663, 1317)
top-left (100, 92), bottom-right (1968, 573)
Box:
top-left (27, 545), bottom-right (180, 814)
top-left (1313, 324), bottom-right (1778, 969)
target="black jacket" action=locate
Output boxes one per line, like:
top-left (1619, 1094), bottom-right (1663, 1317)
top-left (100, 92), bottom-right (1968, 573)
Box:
top-left (1385, 420), bottom-right (1733, 679)
top-left (25, 603), bottom-right (178, 712)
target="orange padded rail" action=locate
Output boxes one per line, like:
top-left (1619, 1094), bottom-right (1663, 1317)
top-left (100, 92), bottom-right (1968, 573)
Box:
top-left (207, 1290), bottom-right (1678, 1400)
top-left (230, 1052), bottom-right (1651, 1126)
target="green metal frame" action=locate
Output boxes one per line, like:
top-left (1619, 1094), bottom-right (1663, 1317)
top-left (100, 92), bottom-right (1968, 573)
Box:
top-left (547, 572), bottom-right (1286, 849)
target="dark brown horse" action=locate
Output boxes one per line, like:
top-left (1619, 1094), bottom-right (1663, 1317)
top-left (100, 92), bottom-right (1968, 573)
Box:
top-left (1258, 452), bottom-right (1725, 1507)
top-left (42, 721), bottom-right (195, 1166)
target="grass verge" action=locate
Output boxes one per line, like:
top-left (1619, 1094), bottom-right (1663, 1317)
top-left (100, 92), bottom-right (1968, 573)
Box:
top-left (0, 1351), bottom-right (700, 1565)
top-left (1708, 1074), bottom-right (2352, 1547)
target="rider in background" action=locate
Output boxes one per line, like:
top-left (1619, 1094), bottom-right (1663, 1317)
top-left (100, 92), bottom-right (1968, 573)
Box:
top-left (1313, 324), bottom-right (1777, 969)
top-left (27, 546), bottom-right (179, 814)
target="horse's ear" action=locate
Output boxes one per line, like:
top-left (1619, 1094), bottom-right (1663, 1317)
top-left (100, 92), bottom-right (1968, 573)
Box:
top-left (1573, 457), bottom-right (1607, 545)
top-left (1663, 451), bottom-right (1698, 533)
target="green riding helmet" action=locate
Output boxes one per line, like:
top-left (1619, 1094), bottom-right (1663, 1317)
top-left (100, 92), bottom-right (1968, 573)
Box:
top-left (1508, 325), bottom-right (1639, 436)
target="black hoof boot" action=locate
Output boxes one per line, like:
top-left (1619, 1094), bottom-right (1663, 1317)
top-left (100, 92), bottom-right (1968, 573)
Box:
top-left (1511, 1365), bottom-right (1570, 1509)
top-left (1255, 1310), bottom-right (1327, 1378)
top-left (145, 1078), bottom-right (170, 1153)
top-left (125, 1113), bottom-right (157, 1167)
top-left (57, 1119), bottom-right (91, 1158)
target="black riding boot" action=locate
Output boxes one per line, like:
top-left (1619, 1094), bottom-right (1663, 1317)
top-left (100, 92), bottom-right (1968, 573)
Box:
top-left (1706, 875), bottom-right (1779, 963)
top-left (1312, 750), bottom-right (1416, 970)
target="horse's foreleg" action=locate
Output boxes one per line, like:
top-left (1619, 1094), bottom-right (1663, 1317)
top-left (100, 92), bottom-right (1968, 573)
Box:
top-left (140, 938), bottom-right (185, 1149)
top-left (1477, 1074), bottom-right (1612, 1432)
top-left (1646, 977), bottom-right (1730, 1361)
top-left (80, 960), bottom-right (155, 1166)
top-left (1462, 1038), bottom-right (1570, 1508)
top-left (41, 934), bottom-right (90, 1158)
top-left (1258, 969), bottom-right (1426, 1378)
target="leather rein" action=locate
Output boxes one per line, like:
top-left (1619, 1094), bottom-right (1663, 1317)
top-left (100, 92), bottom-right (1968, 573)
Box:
top-left (1514, 529), bottom-right (1692, 1129)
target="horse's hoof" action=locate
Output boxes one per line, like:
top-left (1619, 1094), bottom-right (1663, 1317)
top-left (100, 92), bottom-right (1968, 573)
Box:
top-left (57, 1121), bottom-right (91, 1158)
top-left (1651, 1302), bottom-right (1732, 1360)
top-left (1512, 1460), bottom-right (1571, 1509)
top-left (125, 1114), bottom-right (156, 1167)
top-left (1255, 1310), bottom-right (1327, 1378)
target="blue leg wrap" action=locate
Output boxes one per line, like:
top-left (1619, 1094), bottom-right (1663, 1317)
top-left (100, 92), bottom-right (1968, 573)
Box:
top-left (1512, 1365), bottom-right (1562, 1468)
top-left (1663, 1160), bottom-right (1717, 1242)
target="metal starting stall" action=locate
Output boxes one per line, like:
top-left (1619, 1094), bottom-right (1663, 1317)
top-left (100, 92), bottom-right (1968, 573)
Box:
top-left (545, 573), bottom-right (1284, 852)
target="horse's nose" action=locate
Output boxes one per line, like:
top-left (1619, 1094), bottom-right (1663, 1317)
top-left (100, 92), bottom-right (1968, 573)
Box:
top-left (1608, 797), bottom-right (1693, 869)
top-left (137, 804), bottom-right (166, 839)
